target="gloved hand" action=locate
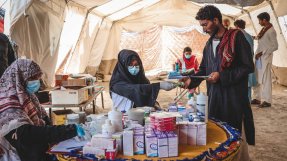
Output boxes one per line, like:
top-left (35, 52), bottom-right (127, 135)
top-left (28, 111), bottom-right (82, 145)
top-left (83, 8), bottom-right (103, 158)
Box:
top-left (75, 124), bottom-right (85, 137)
top-left (160, 81), bottom-right (176, 91)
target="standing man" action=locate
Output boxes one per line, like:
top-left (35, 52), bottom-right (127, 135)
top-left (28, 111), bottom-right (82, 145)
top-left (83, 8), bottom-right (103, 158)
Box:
top-left (251, 12), bottom-right (278, 108)
top-left (180, 5), bottom-right (255, 148)
top-left (234, 19), bottom-right (257, 102)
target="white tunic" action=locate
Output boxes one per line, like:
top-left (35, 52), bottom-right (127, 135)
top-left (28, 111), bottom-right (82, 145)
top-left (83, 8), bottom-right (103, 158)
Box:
top-left (111, 92), bottom-right (134, 112)
top-left (255, 27), bottom-right (278, 84)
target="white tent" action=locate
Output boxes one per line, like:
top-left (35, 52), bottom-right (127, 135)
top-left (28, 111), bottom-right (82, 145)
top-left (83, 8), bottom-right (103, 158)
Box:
top-left (2, 0), bottom-right (287, 86)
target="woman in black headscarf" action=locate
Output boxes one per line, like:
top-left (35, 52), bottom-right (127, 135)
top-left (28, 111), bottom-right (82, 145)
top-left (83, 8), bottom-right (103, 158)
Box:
top-left (110, 49), bottom-right (175, 112)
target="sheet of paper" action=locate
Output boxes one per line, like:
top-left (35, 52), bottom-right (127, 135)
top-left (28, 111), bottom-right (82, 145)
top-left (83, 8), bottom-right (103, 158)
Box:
top-left (50, 138), bottom-right (89, 152)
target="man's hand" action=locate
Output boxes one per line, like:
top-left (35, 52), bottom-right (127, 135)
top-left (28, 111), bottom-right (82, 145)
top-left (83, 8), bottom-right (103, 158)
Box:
top-left (179, 77), bottom-right (191, 89)
top-left (255, 52), bottom-right (263, 60)
top-left (207, 72), bottom-right (220, 83)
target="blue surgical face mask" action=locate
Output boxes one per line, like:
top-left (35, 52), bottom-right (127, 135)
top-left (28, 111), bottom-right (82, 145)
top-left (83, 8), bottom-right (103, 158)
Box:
top-left (185, 54), bottom-right (191, 59)
top-left (128, 66), bottom-right (140, 76)
top-left (26, 80), bottom-right (41, 94)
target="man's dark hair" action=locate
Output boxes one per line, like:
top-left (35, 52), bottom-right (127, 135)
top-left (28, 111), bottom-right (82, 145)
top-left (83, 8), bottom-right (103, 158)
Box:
top-left (234, 19), bottom-right (246, 29)
top-left (196, 5), bottom-right (222, 23)
top-left (257, 12), bottom-right (270, 22)
top-left (183, 47), bottom-right (192, 53)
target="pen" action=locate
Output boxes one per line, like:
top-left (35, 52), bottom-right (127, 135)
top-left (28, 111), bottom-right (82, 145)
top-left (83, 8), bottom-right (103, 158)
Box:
top-left (66, 146), bottom-right (83, 150)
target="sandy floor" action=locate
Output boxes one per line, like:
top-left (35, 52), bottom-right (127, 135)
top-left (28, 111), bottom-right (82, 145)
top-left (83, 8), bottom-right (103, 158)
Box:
top-left (89, 81), bottom-right (287, 161)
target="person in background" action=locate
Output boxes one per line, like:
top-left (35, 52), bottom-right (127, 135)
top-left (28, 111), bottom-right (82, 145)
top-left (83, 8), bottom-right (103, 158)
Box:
top-left (110, 49), bottom-right (175, 112)
top-left (177, 47), bottom-right (199, 98)
top-left (0, 33), bottom-right (16, 77)
top-left (234, 19), bottom-right (257, 102)
top-left (251, 12), bottom-right (278, 108)
top-left (0, 59), bottom-right (84, 161)
top-left (177, 46), bottom-right (199, 72)
top-left (180, 5), bottom-right (255, 160)
top-left (223, 18), bottom-right (231, 29)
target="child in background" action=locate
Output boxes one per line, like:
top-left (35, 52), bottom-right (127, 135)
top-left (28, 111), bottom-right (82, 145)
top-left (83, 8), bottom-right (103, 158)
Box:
top-left (177, 47), bottom-right (199, 98)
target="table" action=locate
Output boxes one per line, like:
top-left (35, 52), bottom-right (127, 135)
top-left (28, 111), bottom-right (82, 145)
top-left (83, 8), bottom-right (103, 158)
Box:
top-left (42, 86), bottom-right (105, 118)
top-left (51, 119), bottom-right (242, 161)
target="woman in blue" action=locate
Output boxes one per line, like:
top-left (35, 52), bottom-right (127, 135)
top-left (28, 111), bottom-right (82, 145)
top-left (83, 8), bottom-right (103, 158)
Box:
top-left (110, 49), bottom-right (175, 112)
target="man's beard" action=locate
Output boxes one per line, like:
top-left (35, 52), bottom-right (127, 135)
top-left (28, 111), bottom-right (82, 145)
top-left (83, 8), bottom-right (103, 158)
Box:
top-left (211, 26), bottom-right (219, 36)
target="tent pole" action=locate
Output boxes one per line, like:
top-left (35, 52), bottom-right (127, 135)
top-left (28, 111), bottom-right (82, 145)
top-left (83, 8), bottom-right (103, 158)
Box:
top-left (267, 0), bottom-right (287, 47)
top-left (247, 11), bottom-right (258, 35)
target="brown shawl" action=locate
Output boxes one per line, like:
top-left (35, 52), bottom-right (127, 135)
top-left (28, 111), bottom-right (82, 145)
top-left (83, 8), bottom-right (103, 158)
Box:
top-left (257, 23), bottom-right (273, 39)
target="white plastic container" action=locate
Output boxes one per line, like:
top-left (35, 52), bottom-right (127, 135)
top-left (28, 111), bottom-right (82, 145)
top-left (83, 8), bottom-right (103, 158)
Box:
top-left (196, 92), bottom-right (208, 123)
top-left (102, 119), bottom-right (115, 138)
top-left (67, 114), bottom-right (79, 124)
top-left (108, 109), bottom-right (123, 132)
top-left (127, 108), bottom-right (145, 125)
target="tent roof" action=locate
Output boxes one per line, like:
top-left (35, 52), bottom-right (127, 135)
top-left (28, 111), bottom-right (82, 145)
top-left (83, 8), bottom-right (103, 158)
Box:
top-left (66, 0), bottom-right (274, 23)
top-left (70, 0), bottom-right (161, 21)
top-left (43, 0), bottom-right (284, 22)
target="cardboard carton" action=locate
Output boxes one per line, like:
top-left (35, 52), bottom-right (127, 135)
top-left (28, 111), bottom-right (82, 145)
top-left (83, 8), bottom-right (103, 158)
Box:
top-left (52, 109), bottom-right (74, 125)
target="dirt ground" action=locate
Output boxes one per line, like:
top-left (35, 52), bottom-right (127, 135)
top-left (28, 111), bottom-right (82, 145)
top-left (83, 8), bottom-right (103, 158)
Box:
top-left (90, 81), bottom-right (287, 161)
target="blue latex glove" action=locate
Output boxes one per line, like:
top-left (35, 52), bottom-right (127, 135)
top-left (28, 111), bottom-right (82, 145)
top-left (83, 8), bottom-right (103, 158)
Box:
top-left (75, 124), bottom-right (85, 137)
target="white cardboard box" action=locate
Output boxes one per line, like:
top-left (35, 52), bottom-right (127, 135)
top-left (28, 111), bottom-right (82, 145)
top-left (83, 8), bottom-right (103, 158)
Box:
top-left (157, 133), bottom-right (168, 158)
top-left (123, 130), bottom-right (134, 156)
top-left (83, 146), bottom-right (106, 156)
top-left (145, 133), bottom-right (158, 157)
top-left (179, 124), bottom-right (188, 144)
top-left (51, 88), bottom-right (88, 105)
top-left (134, 134), bottom-right (145, 155)
top-left (91, 134), bottom-right (116, 150)
top-left (187, 123), bottom-right (197, 146)
top-left (196, 123), bottom-right (207, 145)
top-left (167, 132), bottom-right (178, 157)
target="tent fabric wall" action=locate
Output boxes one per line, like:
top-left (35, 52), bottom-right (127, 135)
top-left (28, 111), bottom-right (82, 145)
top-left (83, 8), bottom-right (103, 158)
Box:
top-left (85, 19), bottom-right (113, 75)
top-left (9, 0), bottom-right (66, 84)
top-left (272, 0), bottom-right (287, 17)
top-left (6, 0), bottom-right (287, 86)
top-left (56, 3), bottom-right (87, 74)
top-left (64, 13), bottom-right (102, 74)
top-left (119, 25), bottom-right (209, 73)
top-left (102, 0), bottom-right (201, 61)
top-left (8, 0), bottom-right (33, 29)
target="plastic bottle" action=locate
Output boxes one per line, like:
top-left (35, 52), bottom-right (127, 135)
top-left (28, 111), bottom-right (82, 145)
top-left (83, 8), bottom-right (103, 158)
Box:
top-left (102, 119), bottom-right (115, 138)
top-left (108, 109), bottom-right (123, 132)
top-left (175, 62), bottom-right (179, 72)
top-left (182, 63), bottom-right (186, 73)
top-left (196, 92), bottom-right (208, 123)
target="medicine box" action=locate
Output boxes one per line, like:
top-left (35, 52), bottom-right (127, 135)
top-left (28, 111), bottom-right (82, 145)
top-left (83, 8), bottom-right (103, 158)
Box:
top-left (51, 87), bottom-right (88, 105)
top-left (123, 130), bottom-right (134, 156)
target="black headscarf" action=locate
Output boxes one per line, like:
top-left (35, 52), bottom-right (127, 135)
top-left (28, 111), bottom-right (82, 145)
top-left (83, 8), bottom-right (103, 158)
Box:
top-left (110, 49), bottom-right (160, 107)
top-left (110, 49), bottom-right (149, 86)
